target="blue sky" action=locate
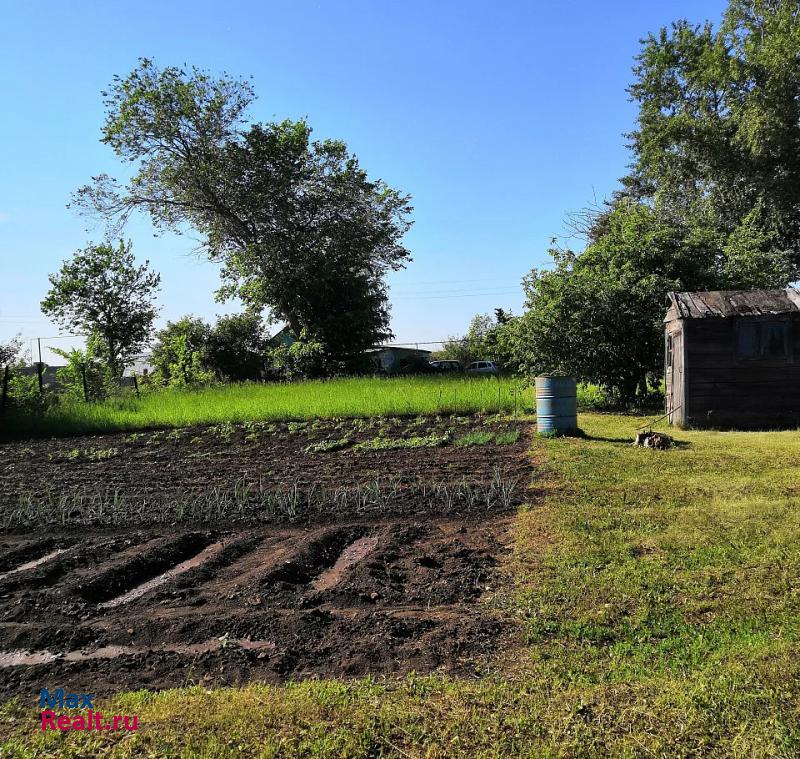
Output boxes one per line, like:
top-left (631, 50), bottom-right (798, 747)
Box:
top-left (0, 0), bottom-right (727, 363)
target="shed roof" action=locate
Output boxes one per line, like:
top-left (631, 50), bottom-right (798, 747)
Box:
top-left (666, 287), bottom-right (800, 320)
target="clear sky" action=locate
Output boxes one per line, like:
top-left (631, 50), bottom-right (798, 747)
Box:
top-left (0, 0), bottom-right (728, 363)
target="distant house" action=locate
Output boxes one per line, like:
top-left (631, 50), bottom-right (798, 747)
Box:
top-left (123, 356), bottom-right (155, 378)
top-left (664, 288), bottom-right (800, 428)
top-left (365, 346), bottom-right (432, 375)
top-left (270, 326), bottom-right (297, 348)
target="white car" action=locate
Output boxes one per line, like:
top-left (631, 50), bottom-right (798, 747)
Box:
top-left (466, 360), bottom-right (499, 374)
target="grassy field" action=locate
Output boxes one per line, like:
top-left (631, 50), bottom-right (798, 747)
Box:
top-left (2, 376), bottom-right (605, 438)
top-left (4, 412), bottom-right (799, 756)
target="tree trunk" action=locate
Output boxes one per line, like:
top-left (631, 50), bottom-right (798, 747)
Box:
top-left (106, 334), bottom-right (120, 378)
top-left (637, 372), bottom-right (649, 399)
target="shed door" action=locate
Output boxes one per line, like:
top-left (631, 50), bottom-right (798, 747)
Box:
top-left (667, 329), bottom-right (684, 424)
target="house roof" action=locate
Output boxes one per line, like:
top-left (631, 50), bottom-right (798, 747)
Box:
top-left (666, 287), bottom-right (800, 320)
top-left (269, 326), bottom-right (296, 347)
top-left (364, 346), bottom-right (431, 355)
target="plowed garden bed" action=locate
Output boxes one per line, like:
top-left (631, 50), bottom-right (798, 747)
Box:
top-left (0, 415), bottom-right (532, 697)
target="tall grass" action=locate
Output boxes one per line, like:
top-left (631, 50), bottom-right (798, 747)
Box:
top-left (2, 375), bottom-right (595, 438)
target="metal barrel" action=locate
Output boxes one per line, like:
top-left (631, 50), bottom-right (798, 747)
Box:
top-left (535, 376), bottom-right (577, 434)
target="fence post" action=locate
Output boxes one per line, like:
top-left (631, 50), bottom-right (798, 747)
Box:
top-left (36, 362), bottom-right (44, 396)
top-left (132, 372), bottom-right (140, 398)
top-left (80, 363), bottom-right (88, 402)
top-left (1, 365), bottom-right (9, 415)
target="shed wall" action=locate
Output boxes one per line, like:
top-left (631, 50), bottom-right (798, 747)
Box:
top-left (665, 320), bottom-right (686, 426)
top-left (684, 315), bottom-right (800, 428)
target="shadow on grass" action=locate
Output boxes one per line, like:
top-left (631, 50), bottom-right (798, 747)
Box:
top-left (580, 432), bottom-right (691, 448)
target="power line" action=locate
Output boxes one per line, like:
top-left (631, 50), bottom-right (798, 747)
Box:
top-left (390, 277), bottom-right (521, 286)
top-left (391, 283), bottom-right (520, 294)
top-left (393, 291), bottom-right (521, 300)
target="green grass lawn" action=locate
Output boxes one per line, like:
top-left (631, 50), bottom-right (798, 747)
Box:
top-left (3, 413), bottom-right (799, 757)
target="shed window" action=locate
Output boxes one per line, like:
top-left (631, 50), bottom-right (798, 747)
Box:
top-left (736, 320), bottom-right (788, 360)
top-left (737, 323), bottom-right (760, 358)
top-left (666, 334), bottom-right (673, 368)
top-left (764, 324), bottom-right (788, 358)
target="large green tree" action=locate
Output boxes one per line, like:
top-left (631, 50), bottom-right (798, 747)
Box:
top-left (73, 60), bottom-right (413, 372)
top-left (627, 0), bottom-right (800, 256)
top-left (520, 0), bottom-right (800, 401)
top-left (518, 202), bottom-right (714, 399)
top-left (41, 241), bottom-right (160, 377)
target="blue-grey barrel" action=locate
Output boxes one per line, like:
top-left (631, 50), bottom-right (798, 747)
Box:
top-left (536, 376), bottom-right (577, 434)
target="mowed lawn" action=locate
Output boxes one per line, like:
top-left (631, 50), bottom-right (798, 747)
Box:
top-left (3, 413), bottom-right (800, 757)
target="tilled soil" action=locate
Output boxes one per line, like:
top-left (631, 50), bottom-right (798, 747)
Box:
top-left (0, 416), bottom-right (525, 505)
top-left (0, 417), bottom-right (532, 697)
top-left (0, 519), bottom-right (516, 698)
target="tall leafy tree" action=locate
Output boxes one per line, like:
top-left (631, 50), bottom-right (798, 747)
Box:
top-left (41, 241), bottom-right (160, 377)
top-left (627, 0), bottom-right (800, 260)
top-left (519, 0), bottom-right (800, 401)
top-left (518, 202), bottom-right (713, 400)
top-left (73, 59), bottom-right (413, 371)
top-left (205, 312), bottom-right (269, 382)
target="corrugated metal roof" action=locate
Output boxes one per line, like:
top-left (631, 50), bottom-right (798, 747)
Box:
top-left (668, 287), bottom-right (800, 319)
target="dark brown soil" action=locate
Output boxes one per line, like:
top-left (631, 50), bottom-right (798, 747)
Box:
top-left (0, 416), bottom-right (532, 698)
top-left (0, 519), bottom-right (517, 698)
top-left (0, 416), bottom-right (525, 504)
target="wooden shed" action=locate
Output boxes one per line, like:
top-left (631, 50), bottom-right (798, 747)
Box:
top-left (664, 288), bottom-right (800, 428)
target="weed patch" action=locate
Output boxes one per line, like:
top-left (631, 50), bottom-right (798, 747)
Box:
top-left (455, 430), bottom-right (494, 447)
top-left (353, 432), bottom-right (451, 451)
top-left (494, 429), bottom-right (520, 445)
top-left (304, 437), bottom-right (352, 454)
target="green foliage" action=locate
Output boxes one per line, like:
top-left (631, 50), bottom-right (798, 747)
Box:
top-left (304, 437), bottom-right (352, 453)
top-left (721, 200), bottom-right (796, 287)
top-left (454, 430), bottom-right (494, 446)
top-left (517, 190), bottom-right (798, 402)
top-left (5, 367), bottom-right (54, 415)
top-left (0, 376), bottom-right (539, 438)
top-left (205, 312), bottom-right (269, 382)
top-left (51, 340), bottom-right (109, 401)
top-left (40, 240), bottom-right (160, 377)
top-left (269, 334), bottom-right (330, 380)
top-left (494, 429), bottom-right (520, 445)
top-left (518, 202), bottom-right (704, 401)
top-left (151, 312), bottom-right (270, 384)
top-left (628, 0), bottom-right (800, 259)
top-left (74, 59), bottom-right (412, 372)
top-left (150, 316), bottom-right (213, 387)
top-left (436, 309), bottom-right (520, 371)
top-left (353, 432), bottom-right (451, 450)
top-left (0, 336), bottom-right (22, 366)
top-left (519, 1), bottom-right (800, 402)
